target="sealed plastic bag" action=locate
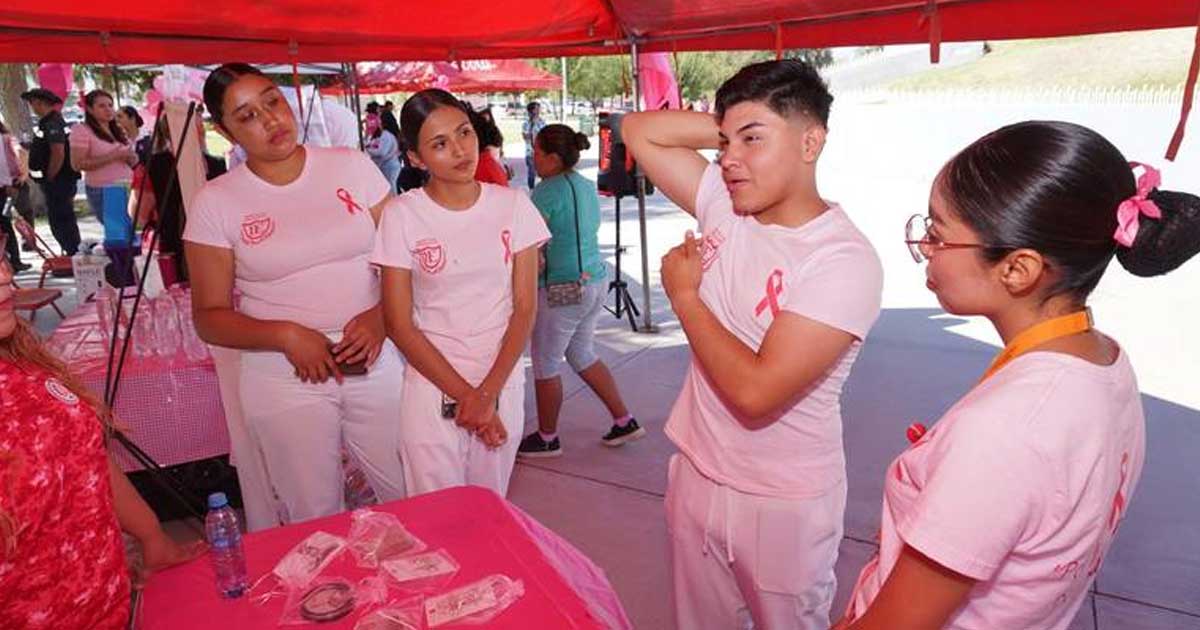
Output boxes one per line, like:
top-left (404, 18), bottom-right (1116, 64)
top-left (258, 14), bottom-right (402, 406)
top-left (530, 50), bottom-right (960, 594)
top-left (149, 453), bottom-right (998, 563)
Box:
top-left (380, 548), bottom-right (460, 592)
top-left (275, 531), bottom-right (348, 588)
top-left (354, 595), bottom-right (426, 630)
top-left (348, 509), bottom-right (427, 568)
top-left (280, 575), bottom-right (389, 626)
top-left (249, 531), bottom-right (349, 605)
top-left (424, 574), bottom-right (525, 627)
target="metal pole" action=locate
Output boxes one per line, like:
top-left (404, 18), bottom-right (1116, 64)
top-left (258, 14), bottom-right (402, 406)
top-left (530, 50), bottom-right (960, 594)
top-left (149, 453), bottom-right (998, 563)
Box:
top-left (346, 62), bottom-right (365, 151)
top-left (560, 57), bottom-right (568, 123)
top-left (630, 39), bottom-right (657, 333)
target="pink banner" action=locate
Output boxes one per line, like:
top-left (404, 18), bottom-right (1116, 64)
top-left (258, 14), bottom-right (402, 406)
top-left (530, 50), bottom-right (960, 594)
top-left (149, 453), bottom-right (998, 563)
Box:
top-left (36, 63), bottom-right (74, 101)
top-left (638, 52), bottom-right (680, 111)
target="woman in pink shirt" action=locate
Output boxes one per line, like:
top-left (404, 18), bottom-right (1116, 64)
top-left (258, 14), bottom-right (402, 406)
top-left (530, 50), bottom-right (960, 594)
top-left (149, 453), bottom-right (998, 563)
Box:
top-left (373, 90), bottom-right (549, 497)
top-left (70, 89), bottom-right (138, 225)
top-left (839, 121), bottom-right (1200, 629)
top-left (184, 64), bottom-right (406, 525)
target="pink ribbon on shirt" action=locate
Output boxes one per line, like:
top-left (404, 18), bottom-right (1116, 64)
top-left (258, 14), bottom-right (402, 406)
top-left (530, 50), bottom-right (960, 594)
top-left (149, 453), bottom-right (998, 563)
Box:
top-left (501, 229), bottom-right (513, 264)
top-left (754, 269), bottom-right (784, 318)
top-left (1113, 162), bottom-right (1162, 247)
top-left (336, 188), bottom-right (364, 215)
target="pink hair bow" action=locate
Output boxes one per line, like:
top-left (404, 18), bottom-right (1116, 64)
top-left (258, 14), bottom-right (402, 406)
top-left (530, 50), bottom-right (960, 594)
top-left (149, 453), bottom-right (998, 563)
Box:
top-left (1113, 162), bottom-right (1162, 248)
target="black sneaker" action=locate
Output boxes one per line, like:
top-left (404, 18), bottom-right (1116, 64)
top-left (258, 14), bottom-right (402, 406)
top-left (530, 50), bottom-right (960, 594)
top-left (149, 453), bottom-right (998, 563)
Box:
top-left (11, 262), bottom-right (32, 273)
top-left (517, 432), bottom-right (562, 459)
top-left (601, 419), bottom-right (646, 447)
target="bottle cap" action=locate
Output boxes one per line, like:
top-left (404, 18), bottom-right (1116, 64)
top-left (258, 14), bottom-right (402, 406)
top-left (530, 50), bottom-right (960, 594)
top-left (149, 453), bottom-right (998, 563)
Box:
top-left (208, 492), bottom-right (229, 509)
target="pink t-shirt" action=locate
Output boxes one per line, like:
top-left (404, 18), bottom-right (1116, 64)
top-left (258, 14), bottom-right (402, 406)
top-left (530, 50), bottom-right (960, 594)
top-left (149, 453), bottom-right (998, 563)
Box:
top-left (371, 184), bottom-right (550, 386)
top-left (665, 163), bottom-right (883, 498)
top-left (69, 123), bottom-right (133, 187)
top-left (183, 146), bottom-right (392, 332)
top-left (848, 351), bottom-right (1146, 629)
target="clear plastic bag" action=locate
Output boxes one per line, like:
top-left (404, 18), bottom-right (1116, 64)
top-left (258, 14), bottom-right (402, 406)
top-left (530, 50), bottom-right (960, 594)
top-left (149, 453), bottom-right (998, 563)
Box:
top-left (347, 509), bottom-right (427, 568)
top-left (380, 549), bottom-right (460, 592)
top-left (279, 575), bottom-right (389, 626)
top-left (354, 595), bottom-right (426, 630)
top-left (274, 531), bottom-right (348, 589)
top-left (423, 574), bottom-right (525, 627)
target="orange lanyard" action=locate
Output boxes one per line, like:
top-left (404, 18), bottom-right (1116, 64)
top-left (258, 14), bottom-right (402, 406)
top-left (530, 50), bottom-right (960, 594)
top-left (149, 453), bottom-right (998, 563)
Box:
top-left (979, 309), bottom-right (1093, 383)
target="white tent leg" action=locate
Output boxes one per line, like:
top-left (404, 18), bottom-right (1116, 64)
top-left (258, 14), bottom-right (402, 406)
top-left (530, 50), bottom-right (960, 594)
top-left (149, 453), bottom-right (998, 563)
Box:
top-left (560, 56), bottom-right (568, 122)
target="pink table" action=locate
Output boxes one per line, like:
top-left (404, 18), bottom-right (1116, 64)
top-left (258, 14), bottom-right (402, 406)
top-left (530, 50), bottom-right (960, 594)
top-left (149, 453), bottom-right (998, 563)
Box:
top-left (48, 298), bottom-right (230, 471)
top-left (139, 486), bottom-right (632, 629)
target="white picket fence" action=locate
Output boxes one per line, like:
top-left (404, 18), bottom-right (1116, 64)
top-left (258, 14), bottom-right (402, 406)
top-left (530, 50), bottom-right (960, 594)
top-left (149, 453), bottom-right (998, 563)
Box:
top-left (835, 85), bottom-right (1193, 107)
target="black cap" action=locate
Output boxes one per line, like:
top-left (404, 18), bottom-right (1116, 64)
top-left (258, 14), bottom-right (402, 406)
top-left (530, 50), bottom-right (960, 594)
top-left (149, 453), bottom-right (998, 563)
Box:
top-left (20, 88), bottom-right (63, 105)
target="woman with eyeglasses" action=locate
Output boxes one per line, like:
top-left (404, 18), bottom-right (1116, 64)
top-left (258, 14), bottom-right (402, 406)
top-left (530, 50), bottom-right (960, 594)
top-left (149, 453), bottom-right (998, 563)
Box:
top-left (837, 121), bottom-right (1200, 630)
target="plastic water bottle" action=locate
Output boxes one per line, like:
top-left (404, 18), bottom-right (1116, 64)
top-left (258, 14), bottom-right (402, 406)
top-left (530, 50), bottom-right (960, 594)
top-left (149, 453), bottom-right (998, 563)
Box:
top-left (172, 287), bottom-right (210, 362)
top-left (205, 492), bottom-right (248, 599)
top-left (132, 300), bottom-right (156, 358)
top-left (151, 294), bottom-right (182, 358)
top-left (94, 286), bottom-right (118, 345)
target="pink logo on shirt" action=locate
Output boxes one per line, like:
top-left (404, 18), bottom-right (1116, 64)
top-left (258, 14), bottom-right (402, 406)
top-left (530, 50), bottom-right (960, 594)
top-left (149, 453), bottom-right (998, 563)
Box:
top-left (754, 269), bottom-right (785, 318)
top-left (699, 229), bottom-right (725, 271)
top-left (413, 238), bottom-right (447, 274)
top-left (501, 229), bottom-right (513, 264)
top-left (336, 188), bottom-right (364, 215)
top-left (240, 213), bottom-right (276, 245)
top-left (44, 378), bottom-right (79, 406)
top-left (1087, 451), bottom-right (1132, 576)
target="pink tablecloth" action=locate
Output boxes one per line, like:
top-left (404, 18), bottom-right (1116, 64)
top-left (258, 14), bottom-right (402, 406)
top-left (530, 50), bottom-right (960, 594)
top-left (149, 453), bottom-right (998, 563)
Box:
top-left (139, 486), bottom-right (632, 629)
top-left (48, 298), bottom-right (230, 471)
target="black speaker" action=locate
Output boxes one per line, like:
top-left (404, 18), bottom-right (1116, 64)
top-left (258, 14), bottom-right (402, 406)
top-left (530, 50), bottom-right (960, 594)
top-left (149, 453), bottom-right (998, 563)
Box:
top-left (597, 111), bottom-right (654, 198)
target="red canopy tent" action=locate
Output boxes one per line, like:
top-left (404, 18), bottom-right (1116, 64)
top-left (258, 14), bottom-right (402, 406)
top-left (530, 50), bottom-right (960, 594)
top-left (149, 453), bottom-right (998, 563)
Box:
top-left (453, 59), bottom-right (562, 93)
top-left (1, 1), bottom-right (1196, 63)
top-left (323, 59), bottom-right (561, 95)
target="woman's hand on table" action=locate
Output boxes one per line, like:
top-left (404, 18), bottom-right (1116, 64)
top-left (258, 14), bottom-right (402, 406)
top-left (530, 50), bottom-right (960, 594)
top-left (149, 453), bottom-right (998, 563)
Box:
top-left (282, 323), bottom-right (342, 384)
top-left (335, 306), bottom-right (385, 368)
top-left (137, 532), bottom-right (208, 588)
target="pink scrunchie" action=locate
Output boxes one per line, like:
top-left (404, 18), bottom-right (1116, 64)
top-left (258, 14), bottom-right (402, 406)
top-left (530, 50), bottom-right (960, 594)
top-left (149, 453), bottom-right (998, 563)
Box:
top-left (1114, 162), bottom-right (1163, 248)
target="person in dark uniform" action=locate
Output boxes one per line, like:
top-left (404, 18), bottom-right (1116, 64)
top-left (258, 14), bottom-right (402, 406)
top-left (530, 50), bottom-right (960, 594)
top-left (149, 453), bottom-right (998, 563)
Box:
top-left (21, 88), bottom-right (81, 256)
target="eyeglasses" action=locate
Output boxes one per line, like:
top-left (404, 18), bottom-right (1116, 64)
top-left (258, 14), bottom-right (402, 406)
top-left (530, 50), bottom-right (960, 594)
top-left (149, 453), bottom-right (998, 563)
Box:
top-left (904, 214), bottom-right (991, 263)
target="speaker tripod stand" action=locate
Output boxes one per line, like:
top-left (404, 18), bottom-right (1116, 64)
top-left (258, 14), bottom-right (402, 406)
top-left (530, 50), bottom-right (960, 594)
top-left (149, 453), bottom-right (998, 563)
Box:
top-left (606, 194), bottom-right (640, 332)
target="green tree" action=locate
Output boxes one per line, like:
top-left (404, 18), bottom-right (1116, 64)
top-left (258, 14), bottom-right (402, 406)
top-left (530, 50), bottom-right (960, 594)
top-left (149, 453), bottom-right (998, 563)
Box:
top-left (535, 49), bottom-right (834, 107)
top-left (533, 56), bottom-right (627, 105)
top-left (0, 64), bottom-right (34, 139)
top-left (673, 49), bottom-right (832, 102)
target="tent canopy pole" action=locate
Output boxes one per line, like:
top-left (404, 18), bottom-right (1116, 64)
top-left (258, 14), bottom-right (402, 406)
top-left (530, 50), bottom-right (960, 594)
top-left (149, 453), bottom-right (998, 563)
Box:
top-left (630, 39), bottom-right (657, 334)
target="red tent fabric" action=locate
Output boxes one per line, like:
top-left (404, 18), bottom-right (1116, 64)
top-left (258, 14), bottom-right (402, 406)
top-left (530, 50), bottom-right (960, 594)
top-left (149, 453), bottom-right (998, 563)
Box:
top-left (453, 59), bottom-right (561, 93)
top-left (323, 59), bottom-right (561, 95)
top-left (326, 61), bottom-right (458, 95)
top-left (1, 1), bottom-right (1196, 63)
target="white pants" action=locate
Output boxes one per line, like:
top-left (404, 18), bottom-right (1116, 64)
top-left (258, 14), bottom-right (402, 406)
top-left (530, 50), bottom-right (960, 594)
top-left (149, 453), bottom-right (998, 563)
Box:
top-left (398, 372), bottom-right (524, 497)
top-left (666, 454), bottom-right (846, 630)
top-left (238, 340), bottom-right (406, 524)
